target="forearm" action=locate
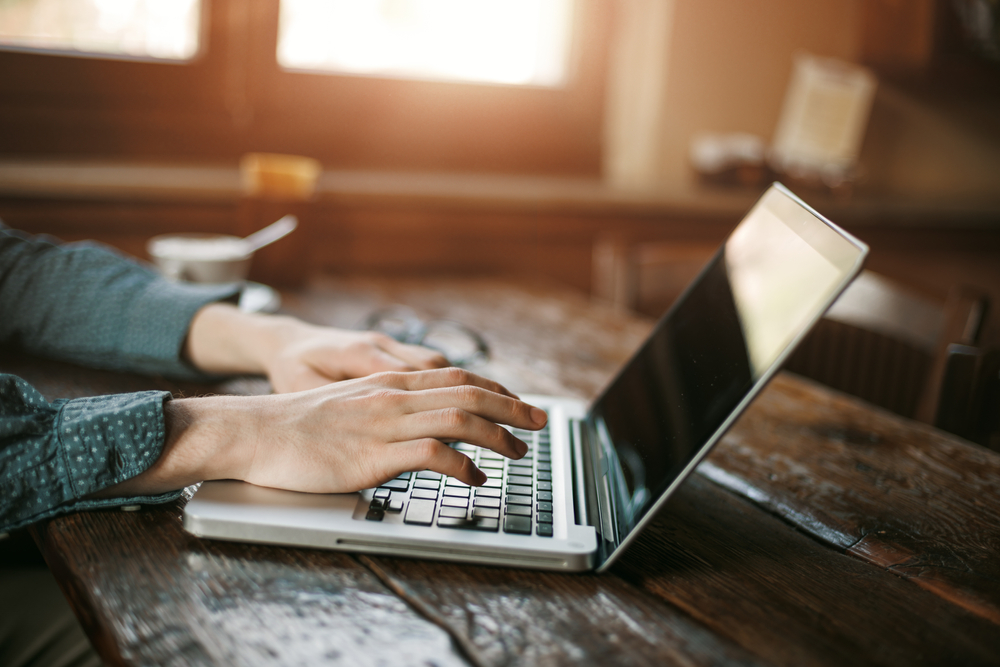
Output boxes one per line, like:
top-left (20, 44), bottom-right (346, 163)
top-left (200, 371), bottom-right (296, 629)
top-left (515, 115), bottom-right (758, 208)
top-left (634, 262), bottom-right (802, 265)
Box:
top-left (0, 227), bottom-right (240, 379)
top-left (0, 374), bottom-right (184, 533)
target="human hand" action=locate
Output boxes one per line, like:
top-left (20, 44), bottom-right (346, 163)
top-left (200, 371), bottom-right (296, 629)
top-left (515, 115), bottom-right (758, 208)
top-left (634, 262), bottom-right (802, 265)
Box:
top-left (261, 325), bottom-right (449, 393)
top-left (185, 303), bottom-right (449, 392)
top-left (95, 368), bottom-right (547, 497)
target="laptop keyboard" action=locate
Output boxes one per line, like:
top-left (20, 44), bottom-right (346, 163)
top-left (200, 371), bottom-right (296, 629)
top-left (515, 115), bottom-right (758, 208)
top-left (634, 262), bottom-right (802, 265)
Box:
top-left (364, 424), bottom-right (554, 537)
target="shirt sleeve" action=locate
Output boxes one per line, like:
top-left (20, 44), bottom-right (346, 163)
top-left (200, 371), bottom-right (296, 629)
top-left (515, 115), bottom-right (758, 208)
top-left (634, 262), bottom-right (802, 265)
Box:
top-left (0, 225), bottom-right (241, 381)
top-left (0, 374), bottom-right (181, 534)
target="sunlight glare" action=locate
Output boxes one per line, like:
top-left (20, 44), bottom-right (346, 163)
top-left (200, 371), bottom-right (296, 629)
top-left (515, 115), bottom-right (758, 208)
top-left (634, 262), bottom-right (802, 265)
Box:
top-left (278, 0), bottom-right (573, 86)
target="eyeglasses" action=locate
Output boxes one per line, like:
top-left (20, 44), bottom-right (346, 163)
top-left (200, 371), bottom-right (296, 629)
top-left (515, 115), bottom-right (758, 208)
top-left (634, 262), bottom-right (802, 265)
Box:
top-left (362, 306), bottom-right (490, 368)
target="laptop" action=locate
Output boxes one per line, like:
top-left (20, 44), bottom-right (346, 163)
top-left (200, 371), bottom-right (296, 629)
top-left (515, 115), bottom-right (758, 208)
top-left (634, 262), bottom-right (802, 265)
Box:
top-left (183, 183), bottom-right (868, 572)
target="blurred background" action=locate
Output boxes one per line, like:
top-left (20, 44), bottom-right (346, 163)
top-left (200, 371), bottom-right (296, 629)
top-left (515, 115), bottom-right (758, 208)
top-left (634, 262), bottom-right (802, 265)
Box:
top-left (1, 0), bottom-right (999, 384)
top-left (1, 0), bottom-right (998, 442)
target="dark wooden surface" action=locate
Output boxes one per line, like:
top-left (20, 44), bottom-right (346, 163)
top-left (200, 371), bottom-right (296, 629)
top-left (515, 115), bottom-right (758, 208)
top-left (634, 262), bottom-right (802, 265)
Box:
top-left (6, 275), bottom-right (1000, 666)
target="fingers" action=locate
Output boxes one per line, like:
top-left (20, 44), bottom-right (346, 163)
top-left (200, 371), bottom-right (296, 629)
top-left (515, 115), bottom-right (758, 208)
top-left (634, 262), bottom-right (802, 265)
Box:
top-left (388, 439), bottom-right (487, 486)
top-left (400, 384), bottom-right (543, 433)
top-left (400, 407), bottom-right (528, 459)
top-left (394, 366), bottom-right (520, 399)
top-left (378, 337), bottom-right (450, 370)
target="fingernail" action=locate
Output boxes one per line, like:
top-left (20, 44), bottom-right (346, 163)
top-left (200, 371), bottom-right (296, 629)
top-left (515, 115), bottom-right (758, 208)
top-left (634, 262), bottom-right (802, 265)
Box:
top-left (516, 440), bottom-right (529, 458)
top-left (530, 407), bottom-right (547, 426)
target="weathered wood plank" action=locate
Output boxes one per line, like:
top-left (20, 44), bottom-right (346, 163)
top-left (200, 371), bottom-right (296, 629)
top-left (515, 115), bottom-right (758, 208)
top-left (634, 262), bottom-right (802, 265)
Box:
top-left (701, 373), bottom-right (1000, 624)
top-left (616, 474), bottom-right (1000, 667)
top-left (32, 497), bottom-right (472, 667)
top-left (360, 554), bottom-right (765, 667)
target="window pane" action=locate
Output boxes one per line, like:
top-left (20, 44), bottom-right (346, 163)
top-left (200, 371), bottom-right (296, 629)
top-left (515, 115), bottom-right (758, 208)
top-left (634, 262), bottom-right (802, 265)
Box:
top-left (277, 0), bottom-right (574, 86)
top-left (0, 0), bottom-right (202, 61)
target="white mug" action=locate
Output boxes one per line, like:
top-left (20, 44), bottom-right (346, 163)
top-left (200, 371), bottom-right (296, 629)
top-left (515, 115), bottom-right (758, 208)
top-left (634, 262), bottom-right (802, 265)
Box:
top-left (147, 233), bottom-right (253, 284)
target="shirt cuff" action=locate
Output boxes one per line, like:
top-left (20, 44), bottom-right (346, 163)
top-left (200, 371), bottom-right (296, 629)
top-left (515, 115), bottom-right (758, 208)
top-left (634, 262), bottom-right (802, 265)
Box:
top-left (57, 389), bottom-right (173, 498)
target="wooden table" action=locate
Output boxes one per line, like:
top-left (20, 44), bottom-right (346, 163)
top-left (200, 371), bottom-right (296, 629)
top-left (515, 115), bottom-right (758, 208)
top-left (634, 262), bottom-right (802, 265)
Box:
top-left (6, 275), bottom-right (1000, 666)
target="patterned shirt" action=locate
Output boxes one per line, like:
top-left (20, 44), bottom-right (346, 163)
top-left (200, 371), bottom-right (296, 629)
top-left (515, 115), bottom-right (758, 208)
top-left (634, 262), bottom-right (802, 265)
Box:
top-left (0, 226), bottom-right (240, 533)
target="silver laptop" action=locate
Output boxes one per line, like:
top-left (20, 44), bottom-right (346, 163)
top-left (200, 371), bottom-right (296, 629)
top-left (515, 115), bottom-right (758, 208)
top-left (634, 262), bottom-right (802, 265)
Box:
top-left (183, 183), bottom-right (868, 572)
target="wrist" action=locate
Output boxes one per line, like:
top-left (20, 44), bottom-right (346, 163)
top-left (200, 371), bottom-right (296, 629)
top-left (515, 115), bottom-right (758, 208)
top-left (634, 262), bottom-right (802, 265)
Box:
top-left (186, 303), bottom-right (312, 377)
top-left (88, 394), bottom-right (263, 498)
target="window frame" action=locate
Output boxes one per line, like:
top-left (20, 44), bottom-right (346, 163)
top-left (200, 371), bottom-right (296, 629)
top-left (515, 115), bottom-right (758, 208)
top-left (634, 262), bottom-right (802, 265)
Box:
top-left (0, 0), bottom-right (611, 176)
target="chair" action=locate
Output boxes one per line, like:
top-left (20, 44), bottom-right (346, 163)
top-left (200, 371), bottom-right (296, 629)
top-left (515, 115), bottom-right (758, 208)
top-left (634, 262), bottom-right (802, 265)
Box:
top-left (592, 237), bottom-right (990, 433)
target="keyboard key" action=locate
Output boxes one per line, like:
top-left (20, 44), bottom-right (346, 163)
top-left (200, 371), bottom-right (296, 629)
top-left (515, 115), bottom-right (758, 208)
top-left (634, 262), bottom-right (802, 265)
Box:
top-left (475, 487), bottom-right (502, 498)
top-left (537, 501), bottom-right (553, 512)
top-left (404, 499), bottom-right (436, 525)
top-left (479, 452), bottom-right (505, 461)
top-left (537, 455), bottom-right (551, 463)
top-left (437, 516), bottom-right (500, 531)
top-left (381, 479), bottom-right (409, 491)
top-left (454, 443), bottom-right (476, 453)
top-left (474, 497), bottom-right (501, 508)
top-left (506, 505), bottom-right (531, 517)
top-left (508, 474), bottom-right (533, 486)
top-left (508, 462), bottom-right (532, 472)
top-left (479, 460), bottom-right (505, 470)
top-left (417, 471), bottom-right (443, 480)
top-left (503, 515), bottom-right (532, 534)
top-left (412, 489), bottom-right (438, 500)
top-left (537, 481), bottom-right (553, 491)
top-left (446, 478), bottom-right (470, 487)
top-left (473, 507), bottom-right (500, 519)
top-left (365, 508), bottom-right (384, 521)
top-left (537, 512), bottom-right (553, 523)
top-left (387, 499), bottom-right (404, 512)
top-left (374, 488), bottom-right (391, 499)
top-left (439, 506), bottom-right (467, 519)
top-left (414, 479), bottom-right (440, 490)
top-left (484, 469), bottom-right (504, 479)
top-left (506, 494), bottom-right (532, 506)
top-left (537, 472), bottom-right (552, 482)
top-left (369, 498), bottom-right (385, 510)
top-left (536, 523), bottom-right (553, 537)
top-left (537, 491), bottom-right (553, 501)
top-left (537, 462), bottom-right (552, 472)
top-left (483, 479), bottom-right (503, 488)
top-left (395, 472), bottom-right (412, 481)
top-left (507, 484), bottom-right (532, 496)
top-left (441, 496), bottom-right (469, 508)
top-left (443, 487), bottom-right (470, 498)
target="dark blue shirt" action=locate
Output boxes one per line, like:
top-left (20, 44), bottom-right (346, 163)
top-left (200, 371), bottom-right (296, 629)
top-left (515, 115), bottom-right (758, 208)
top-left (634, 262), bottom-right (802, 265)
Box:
top-left (0, 227), bottom-right (239, 532)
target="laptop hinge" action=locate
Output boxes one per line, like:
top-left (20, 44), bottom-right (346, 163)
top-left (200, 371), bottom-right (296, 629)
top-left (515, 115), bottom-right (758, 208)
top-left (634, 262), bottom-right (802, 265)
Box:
top-left (569, 418), bottom-right (588, 526)
top-left (575, 419), bottom-right (608, 536)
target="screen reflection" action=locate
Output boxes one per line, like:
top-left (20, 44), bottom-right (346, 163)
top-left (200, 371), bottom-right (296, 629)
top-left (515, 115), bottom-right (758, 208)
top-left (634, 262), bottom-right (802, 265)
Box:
top-left (588, 189), bottom-right (849, 541)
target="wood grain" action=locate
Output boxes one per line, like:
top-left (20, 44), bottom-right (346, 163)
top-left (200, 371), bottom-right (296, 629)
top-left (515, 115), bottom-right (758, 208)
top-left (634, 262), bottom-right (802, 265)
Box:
top-left (5, 274), bottom-right (1000, 667)
top-left (360, 554), bottom-right (765, 667)
top-left (32, 497), bottom-right (472, 667)
top-left (701, 373), bottom-right (1000, 625)
top-left (615, 473), bottom-right (1000, 667)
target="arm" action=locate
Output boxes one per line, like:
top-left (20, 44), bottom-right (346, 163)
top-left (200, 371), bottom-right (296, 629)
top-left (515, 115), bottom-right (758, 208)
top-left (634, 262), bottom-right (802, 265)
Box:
top-left (0, 227), bottom-right (539, 531)
top-left (94, 367), bottom-right (546, 500)
top-left (0, 226), bottom-right (241, 380)
top-left (183, 303), bottom-right (449, 393)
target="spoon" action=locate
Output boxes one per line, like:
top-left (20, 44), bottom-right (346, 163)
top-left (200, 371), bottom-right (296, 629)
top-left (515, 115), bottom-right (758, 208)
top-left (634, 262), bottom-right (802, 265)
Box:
top-left (241, 215), bottom-right (298, 253)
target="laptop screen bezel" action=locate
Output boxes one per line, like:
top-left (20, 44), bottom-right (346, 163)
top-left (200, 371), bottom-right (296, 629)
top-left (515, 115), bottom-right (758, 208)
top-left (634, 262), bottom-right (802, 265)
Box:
top-left (587, 183), bottom-right (869, 572)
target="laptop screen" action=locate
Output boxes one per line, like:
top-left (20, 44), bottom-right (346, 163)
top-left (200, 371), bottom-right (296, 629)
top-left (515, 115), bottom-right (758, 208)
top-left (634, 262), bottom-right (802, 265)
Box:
top-left (588, 185), bottom-right (865, 543)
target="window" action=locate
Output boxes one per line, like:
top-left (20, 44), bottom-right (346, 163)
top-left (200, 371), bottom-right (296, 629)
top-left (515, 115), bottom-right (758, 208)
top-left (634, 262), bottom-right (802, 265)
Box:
top-left (277, 0), bottom-right (573, 87)
top-left (0, 0), bottom-right (202, 61)
top-left (0, 0), bottom-right (610, 176)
